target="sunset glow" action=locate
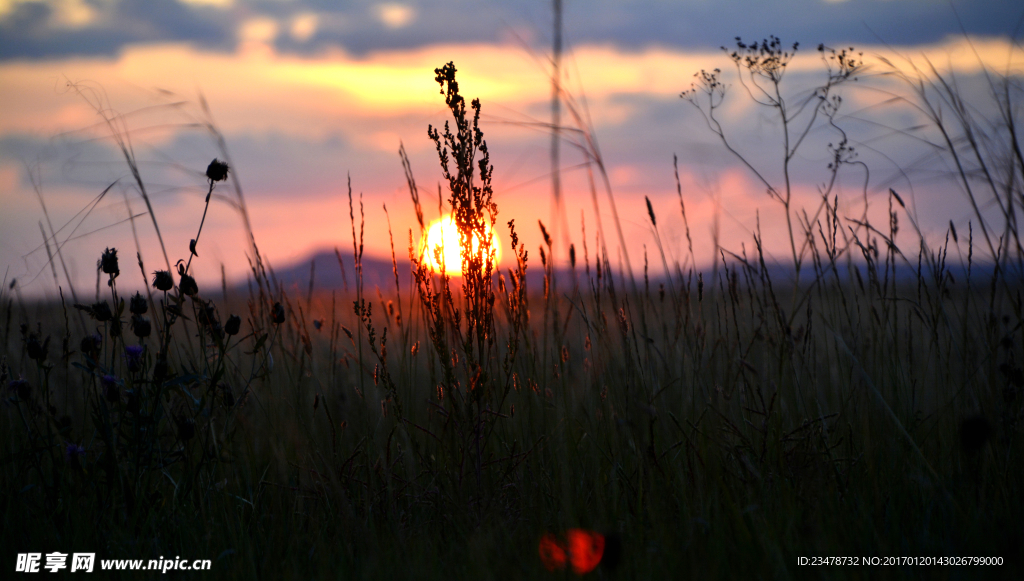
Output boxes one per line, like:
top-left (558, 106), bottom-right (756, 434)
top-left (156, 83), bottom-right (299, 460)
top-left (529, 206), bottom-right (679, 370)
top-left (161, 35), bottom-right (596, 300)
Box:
top-left (421, 215), bottom-right (500, 276)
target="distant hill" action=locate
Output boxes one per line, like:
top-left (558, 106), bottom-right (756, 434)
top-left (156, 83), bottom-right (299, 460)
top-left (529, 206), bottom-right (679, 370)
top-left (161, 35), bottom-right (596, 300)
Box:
top-left (259, 247), bottom-right (1019, 299)
top-left (257, 248), bottom-right (555, 298)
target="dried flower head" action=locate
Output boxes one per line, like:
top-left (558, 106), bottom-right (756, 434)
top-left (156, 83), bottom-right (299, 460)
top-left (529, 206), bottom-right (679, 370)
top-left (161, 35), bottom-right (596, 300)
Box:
top-left (152, 270), bottom-right (174, 292)
top-left (129, 292), bottom-right (148, 315)
top-left (77, 301), bottom-right (113, 322)
top-left (179, 273), bottom-right (198, 296)
top-left (225, 314), bottom-right (241, 336)
top-left (98, 247), bottom-right (119, 278)
top-left (25, 333), bottom-right (50, 363)
top-left (271, 302), bottom-right (286, 324)
top-left (206, 158), bottom-right (230, 182)
top-left (131, 315), bottom-right (151, 339)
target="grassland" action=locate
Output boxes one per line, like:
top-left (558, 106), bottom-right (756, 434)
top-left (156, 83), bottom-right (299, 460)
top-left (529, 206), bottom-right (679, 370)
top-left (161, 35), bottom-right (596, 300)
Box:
top-left (2, 48), bottom-right (1023, 580)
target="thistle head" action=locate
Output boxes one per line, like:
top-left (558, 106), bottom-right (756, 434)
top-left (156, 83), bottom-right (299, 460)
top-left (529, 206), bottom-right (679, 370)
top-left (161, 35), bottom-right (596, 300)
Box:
top-left (152, 270), bottom-right (174, 292)
top-left (129, 292), bottom-right (148, 315)
top-left (206, 158), bottom-right (230, 182)
top-left (98, 247), bottom-right (119, 278)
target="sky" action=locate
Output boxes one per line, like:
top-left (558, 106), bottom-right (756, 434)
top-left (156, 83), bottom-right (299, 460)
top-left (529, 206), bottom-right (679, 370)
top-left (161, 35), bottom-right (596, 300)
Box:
top-left (1, 0), bottom-right (1022, 298)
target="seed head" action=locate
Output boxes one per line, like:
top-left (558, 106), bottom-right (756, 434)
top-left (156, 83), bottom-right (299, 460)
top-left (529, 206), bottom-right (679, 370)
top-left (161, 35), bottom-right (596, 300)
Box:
top-left (271, 302), bottom-right (286, 324)
top-left (131, 315), bottom-right (151, 339)
top-left (152, 270), bottom-right (174, 292)
top-left (179, 273), bottom-right (198, 296)
top-left (98, 247), bottom-right (120, 278)
top-left (225, 314), bottom-right (241, 336)
top-left (206, 158), bottom-right (230, 182)
top-left (25, 333), bottom-right (50, 363)
top-left (129, 292), bottom-right (148, 315)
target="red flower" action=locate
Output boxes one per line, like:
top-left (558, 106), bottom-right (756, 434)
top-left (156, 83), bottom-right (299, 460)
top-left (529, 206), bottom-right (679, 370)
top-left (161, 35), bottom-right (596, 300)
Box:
top-left (538, 529), bottom-right (606, 575)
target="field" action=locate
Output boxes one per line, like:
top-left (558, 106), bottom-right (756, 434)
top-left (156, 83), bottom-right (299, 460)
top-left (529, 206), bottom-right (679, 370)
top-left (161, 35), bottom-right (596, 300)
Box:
top-left (3, 45), bottom-right (1024, 579)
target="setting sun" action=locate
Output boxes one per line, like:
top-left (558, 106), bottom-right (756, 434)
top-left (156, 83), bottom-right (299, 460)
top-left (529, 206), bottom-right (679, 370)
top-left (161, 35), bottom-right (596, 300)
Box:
top-left (421, 215), bottom-right (500, 275)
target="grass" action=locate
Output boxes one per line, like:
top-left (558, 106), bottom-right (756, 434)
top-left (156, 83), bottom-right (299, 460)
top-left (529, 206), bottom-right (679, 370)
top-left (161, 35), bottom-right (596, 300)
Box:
top-left (2, 43), bottom-right (1023, 580)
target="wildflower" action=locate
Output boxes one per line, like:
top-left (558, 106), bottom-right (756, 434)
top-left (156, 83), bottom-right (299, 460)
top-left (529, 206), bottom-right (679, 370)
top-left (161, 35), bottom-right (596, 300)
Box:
top-left (538, 530), bottom-right (609, 575)
top-left (225, 315), bottom-right (241, 336)
top-left (129, 292), bottom-right (148, 315)
top-left (152, 270), bottom-right (174, 292)
top-left (206, 158), bottom-right (229, 182)
top-left (271, 302), bottom-right (286, 324)
top-left (131, 315), bottom-right (151, 339)
top-left (98, 247), bottom-right (119, 278)
top-left (124, 345), bottom-right (144, 373)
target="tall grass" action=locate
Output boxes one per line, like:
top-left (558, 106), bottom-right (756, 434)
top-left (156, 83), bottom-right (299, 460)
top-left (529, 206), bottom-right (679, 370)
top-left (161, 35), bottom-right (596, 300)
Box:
top-left (2, 41), bottom-right (1023, 580)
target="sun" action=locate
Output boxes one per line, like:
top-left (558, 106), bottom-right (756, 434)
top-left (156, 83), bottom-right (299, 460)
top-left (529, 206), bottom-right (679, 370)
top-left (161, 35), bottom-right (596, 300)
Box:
top-left (421, 215), bottom-right (500, 275)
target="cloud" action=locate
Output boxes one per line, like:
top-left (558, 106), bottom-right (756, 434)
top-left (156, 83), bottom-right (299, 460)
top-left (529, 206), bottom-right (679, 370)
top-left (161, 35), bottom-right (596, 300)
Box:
top-left (1, 31), bottom-right (1020, 294)
top-left (179, 0), bottom-right (232, 7)
top-left (376, 3), bottom-right (415, 29)
top-left (238, 16), bottom-right (278, 44)
top-left (0, 0), bottom-right (234, 60)
top-left (1, 0), bottom-right (1021, 61)
top-left (289, 12), bottom-right (317, 43)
